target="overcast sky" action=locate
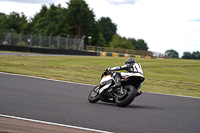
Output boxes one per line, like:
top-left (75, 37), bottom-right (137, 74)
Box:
top-left (0, 0), bottom-right (200, 57)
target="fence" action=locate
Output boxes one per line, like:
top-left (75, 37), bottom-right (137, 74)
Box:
top-left (0, 31), bottom-right (85, 50)
top-left (85, 46), bottom-right (170, 58)
top-left (0, 31), bottom-right (169, 58)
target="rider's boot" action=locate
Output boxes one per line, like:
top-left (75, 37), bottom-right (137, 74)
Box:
top-left (136, 91), bottom-right (142, 97)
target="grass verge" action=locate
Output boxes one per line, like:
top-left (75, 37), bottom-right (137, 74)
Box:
top-left (0, 54), bottom-right (200, 98)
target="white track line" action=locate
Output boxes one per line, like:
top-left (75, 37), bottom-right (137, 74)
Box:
top-left (0, 71), bottom-right (199, 100)
top-left (0, 72), bottom-right (113, 133)
top-left (0, 114), bottom-right (113, 133)
top-left (0, 71), bottom-right (95, 87)
top-left (145, 92), bottom-right (200, 99)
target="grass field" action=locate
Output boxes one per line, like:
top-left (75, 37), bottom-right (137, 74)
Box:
top-left (0, 54), bottom-right (200, 98)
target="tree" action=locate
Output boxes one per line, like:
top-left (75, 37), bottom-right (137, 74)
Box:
top-left (98, 33), bottom-right (106, 47)
top-left (66, 0), bottom-right (100, 45)
top-left (128, 38), bottom-right (137, 46)
top-left (182, 51), bottom-right (200, 59)
top-left (128, 38), bottom-right (149, 51)
top-left (182, 52), bottom-right (191, 59)
top-left (27, 4), bottom-right (65, 35)
top-left (0, 13), bottom-right (9, 44)
top-left (22, 0), bottom-right (103, 45)
top-left (7, 12), bottom-right (27, 33)
top-left (136, 39), bottom-right (148, 51)
top-left (191, 51), bottom-right (200, 59)
top-left (109, 35), bottom-right (134, 49)
top-left (97, 17), bottom-right (117, 45)
top-left (0, 13), bottom-right (9, 31)
top-left (165, 49), bottom-right (179, 58)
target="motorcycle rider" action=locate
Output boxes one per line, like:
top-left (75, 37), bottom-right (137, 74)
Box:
top-left (105, 58), bottom-right (143, 97)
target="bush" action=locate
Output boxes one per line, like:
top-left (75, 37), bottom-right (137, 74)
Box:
top-left (17, 41), bottom-right (29, 47)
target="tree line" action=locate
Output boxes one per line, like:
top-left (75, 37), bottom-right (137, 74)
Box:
top-left (0, 0), bottom-right (148, 51)
top-left (165, 49), bottom-right (200, 59)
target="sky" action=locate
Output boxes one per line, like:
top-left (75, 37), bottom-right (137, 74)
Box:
top-left (0, 0), bottom-right (200, 57)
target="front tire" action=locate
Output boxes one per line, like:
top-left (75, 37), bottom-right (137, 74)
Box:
top-left (88, 85), bottom-right (100, 103)
top-left (115, 85), bottom-right (137, 107)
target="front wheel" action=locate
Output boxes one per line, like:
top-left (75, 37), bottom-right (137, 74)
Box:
top-left (88, 85), bottom-right (100, 103)
top-left (115, 85), bottom-right (137, 107)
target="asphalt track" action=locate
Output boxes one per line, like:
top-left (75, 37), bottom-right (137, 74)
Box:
top-left (0, 72), bottom-right (200, 133)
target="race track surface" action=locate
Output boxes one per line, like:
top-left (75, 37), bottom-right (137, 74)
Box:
top-left (0, 72), bottom-right (200, 133)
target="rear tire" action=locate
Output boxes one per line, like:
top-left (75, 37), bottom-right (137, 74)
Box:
top-left (88, 85), bottom-right (100, 103)
top-left (115, 85), bottom-right (137, 107)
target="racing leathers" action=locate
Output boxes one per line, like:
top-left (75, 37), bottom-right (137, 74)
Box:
top-left (108, 63), bottom-right (143, 96)
top-left (110, 63), bottom-right (143, 75)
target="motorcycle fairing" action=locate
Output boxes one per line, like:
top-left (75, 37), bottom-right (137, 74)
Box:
top-left (120, 72), bottom-right (145, 86)
top-left (120, 72), bottom-right (144, 78)
top-left (99, 75), bottom-right (112, 94)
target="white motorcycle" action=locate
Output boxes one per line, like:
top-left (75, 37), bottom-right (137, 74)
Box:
top-left (88, 71), bottom-right (145, 107)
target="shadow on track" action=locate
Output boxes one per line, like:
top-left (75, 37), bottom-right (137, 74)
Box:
top-left (91, 102), bottom-right (162, 110)
top-left (126, 104), bottom-right (163, 110)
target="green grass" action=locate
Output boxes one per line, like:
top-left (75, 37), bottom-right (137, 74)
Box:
top-left (0, 54), bottom-right (200, 98)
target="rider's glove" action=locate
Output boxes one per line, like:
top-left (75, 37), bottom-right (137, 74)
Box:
top-left (105, 68), bottom-right (111, 74)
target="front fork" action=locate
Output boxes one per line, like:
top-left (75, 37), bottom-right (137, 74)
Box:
top-left (94, 85), bottom-right (100, 93)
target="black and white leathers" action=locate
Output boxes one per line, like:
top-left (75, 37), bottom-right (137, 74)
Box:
top-left (110, 63), bottom-right (143, 75)
top-left (109, 63), bottom-right (143, 91)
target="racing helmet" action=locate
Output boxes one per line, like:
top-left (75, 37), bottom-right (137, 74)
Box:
top-left (125, 58), bottom-right (136, 64)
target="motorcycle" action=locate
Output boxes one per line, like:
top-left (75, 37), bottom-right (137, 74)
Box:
top-left (88, 70), bottom-right (145, 107)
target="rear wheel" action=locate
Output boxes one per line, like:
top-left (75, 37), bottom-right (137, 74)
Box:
top-left (88, 85), bottom-right (100, 103)
top-left (115, 85), bottom-right (137, 107)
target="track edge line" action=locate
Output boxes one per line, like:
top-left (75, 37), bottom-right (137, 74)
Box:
top-left (0, 114), bottom-right (114, 133)
top-left (0, 71), bottom-right (199, 99)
